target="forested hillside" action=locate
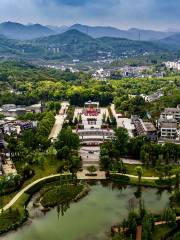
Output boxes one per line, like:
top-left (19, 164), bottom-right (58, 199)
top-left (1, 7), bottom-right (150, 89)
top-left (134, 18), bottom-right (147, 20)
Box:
top-left (0, 29), bottom-right (175, 62)
top-left (0, 61), bottom-right (180, 119)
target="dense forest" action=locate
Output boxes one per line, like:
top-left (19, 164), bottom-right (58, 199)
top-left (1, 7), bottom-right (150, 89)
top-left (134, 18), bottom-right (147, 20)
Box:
top-left (0, 61), bottom-right (180, 119)
top-left (0, 29), bottom-right (180, 62)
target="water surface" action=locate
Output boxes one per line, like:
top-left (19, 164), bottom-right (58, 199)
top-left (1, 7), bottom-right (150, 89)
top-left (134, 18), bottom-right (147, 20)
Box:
top-left (1, 183), bottom-right (170, 240)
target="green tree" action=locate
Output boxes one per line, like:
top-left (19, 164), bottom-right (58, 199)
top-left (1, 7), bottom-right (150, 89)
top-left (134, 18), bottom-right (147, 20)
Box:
top-left (22, 163), bottom-right (35, 179)
top-left (55, 127), bottom-right (80, 151)
top-left (142, 215), bottom-right (153, 240)
top-left (69, 155), bottom-right (81, 173)
top-left (22, 129), bottom-right (36, 149)
top-left (115, 127), bottom-right (129, 156)
top-left (175, 173), bottom-right (180, 189)
top-left (57, 146), bottom-right (71, 160)
top-left (163, 207), bottom-right (176, 225)
top-left (100, 155), bottom-right (111, 170)
top-left (87, 165), bottom-right (97, 175)
top-left (135, 166), bottom-right (143, 184)
top-left (54, 102), bottom-right (61, 113)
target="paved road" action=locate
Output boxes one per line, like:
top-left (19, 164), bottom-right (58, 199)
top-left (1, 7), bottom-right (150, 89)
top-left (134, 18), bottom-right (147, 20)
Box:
top-left (121, 158), bottom-right (142, 165)
top-left (0, 173), bottom-right (71, 213)
top-left (49, 102), bottom-right (69, 141)
top-left (155, 216), bottom-right (180, 226)
top-left (49, 115), bottom-right (65, 140)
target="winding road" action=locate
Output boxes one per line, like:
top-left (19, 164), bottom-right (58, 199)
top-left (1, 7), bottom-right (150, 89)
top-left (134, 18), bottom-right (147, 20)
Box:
top-left (0, 173), bottom-right (71, 213)
top-left (0, 172), bottom-right (176, 213)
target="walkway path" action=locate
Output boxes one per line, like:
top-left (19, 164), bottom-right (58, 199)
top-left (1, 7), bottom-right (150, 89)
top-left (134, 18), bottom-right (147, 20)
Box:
top-left (112, 172), bottom-right (159, 180)
top-left (48, 101), bottom-right (69, 142)
top-left (111, 173), bottom-right (175, 180)
top-left (79, 146), bottom-right (100, 169)
top-left (0, 173), bottom-right (71, 213)
top-left (0, 172), bottom-right (176, 213)
top-left (155, 216), bottom-right (180, 226)
top-left (121, 158), bottom-right (142, 165)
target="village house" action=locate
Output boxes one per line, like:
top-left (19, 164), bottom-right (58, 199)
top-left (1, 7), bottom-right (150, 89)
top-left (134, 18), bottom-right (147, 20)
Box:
top-left (132, 116), bottom-right (157, 141)
top-left (161, 106), bottom-right (180, 122)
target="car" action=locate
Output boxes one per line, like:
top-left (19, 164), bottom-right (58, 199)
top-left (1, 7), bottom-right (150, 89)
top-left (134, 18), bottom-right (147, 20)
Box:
top-left (88, 151), bottom-right (94, 154)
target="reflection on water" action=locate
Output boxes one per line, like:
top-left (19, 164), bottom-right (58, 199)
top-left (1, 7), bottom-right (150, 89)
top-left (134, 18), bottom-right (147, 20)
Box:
top-left (1, 182), bottom-right (170, 240)
top-left (57, 201), bottom-right (70, 219)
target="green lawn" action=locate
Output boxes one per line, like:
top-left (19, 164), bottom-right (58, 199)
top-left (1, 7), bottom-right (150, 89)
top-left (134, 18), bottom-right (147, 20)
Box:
top-left (124, 164), bottom-right (158, 177)
top-left (124, 164), bottom-right (180, 177)
top-left (129, 177), bottom-right (157, 187)
top-left (0, 156), bottom-right (60, 208)
top-left (0, 193), bottom-right (29, 234)
top-left (15, 156), bottom-right (60, 186)
top-left (171, 165), bottom-right (180, 175)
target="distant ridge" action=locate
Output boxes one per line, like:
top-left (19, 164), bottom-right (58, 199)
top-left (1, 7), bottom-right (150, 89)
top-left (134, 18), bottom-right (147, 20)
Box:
top-left (0, 21), bottom-right (56, 40)
top-left (29, 29), bottom-right (167, 60)
top-left (0, 21), bottom-right (177, 41)
top-left (68, 24), bottom-right (173, 41)
top-left (159, 33), bottom-right (180, 48)
top-left (0, 28), bottom-right (177, 61)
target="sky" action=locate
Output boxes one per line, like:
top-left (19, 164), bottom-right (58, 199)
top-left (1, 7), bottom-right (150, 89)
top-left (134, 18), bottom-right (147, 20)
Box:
top-left (0, 0), bottom-right (180, 31)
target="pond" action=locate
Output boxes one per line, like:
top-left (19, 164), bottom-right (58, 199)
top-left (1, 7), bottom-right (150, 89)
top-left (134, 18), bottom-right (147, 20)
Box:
top-left (1, 182), bottom-right (170, 240)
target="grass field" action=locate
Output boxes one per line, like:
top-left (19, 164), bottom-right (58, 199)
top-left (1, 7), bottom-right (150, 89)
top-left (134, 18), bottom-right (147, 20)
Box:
top-left (124, 164), bottom-right (180, 177)
top-left (0, 156), bottom-right (60, 208)
top-left (0, 193), bottom-right (29, 234)
top-left (124, 164), bottom-right (158, 177)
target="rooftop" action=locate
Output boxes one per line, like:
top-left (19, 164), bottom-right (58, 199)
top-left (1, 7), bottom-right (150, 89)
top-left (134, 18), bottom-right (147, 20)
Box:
top-left (143, 121), bottom-right (156, 132)
top-left (164, 107), bottom-right (180, 114)
top-left (160, 122), bottom-right (178, 129)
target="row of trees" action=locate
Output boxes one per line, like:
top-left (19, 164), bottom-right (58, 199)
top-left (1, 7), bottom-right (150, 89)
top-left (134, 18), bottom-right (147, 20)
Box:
top-left (100, 128), bottom-right (180, 171)
top-left (55, 127), bottom-right (81, 174)
top-left (114, 95), bottom-right (147, 118)
top-left (5, 111), bottom-right (55, 182)
top-left (113, 204), bottom-right (176, 240)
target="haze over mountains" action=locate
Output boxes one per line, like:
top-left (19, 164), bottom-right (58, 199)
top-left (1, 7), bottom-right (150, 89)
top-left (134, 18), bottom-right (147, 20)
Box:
top-left (0, 21), bottom-right (180, 62)
top-left (159, 33), bottom-right (180, 48)
top-left (0, 28), bottom-right (171, 61)
top-left (67, 24), bottom-right (173, 41)
top-left (0, 21), bottom-right (176, 41)
top-left (0, 22), bottom-right (55, 40)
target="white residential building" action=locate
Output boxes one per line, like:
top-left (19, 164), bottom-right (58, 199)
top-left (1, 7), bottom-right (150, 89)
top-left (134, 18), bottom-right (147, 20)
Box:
top-left (161, 106), bottom-right (180, 122)
top-left (158, 118), bottom-right (178, 140)
top-left (164, 61), bottom-right (180, 70)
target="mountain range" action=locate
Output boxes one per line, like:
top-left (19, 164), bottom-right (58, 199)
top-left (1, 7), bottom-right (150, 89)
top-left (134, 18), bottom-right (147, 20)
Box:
top-left (67, 24), bottom-right (173, 41)
top-left (0, 21), bottom-right (180, 62)
top-left (159, 33), bottom-right (180, 49)
top-left (0, 22), bottom-right (55, 40)
top-left (0, 29), bottom-right (170, 61)
top-left (0, 21), bottom-right (177, 41)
